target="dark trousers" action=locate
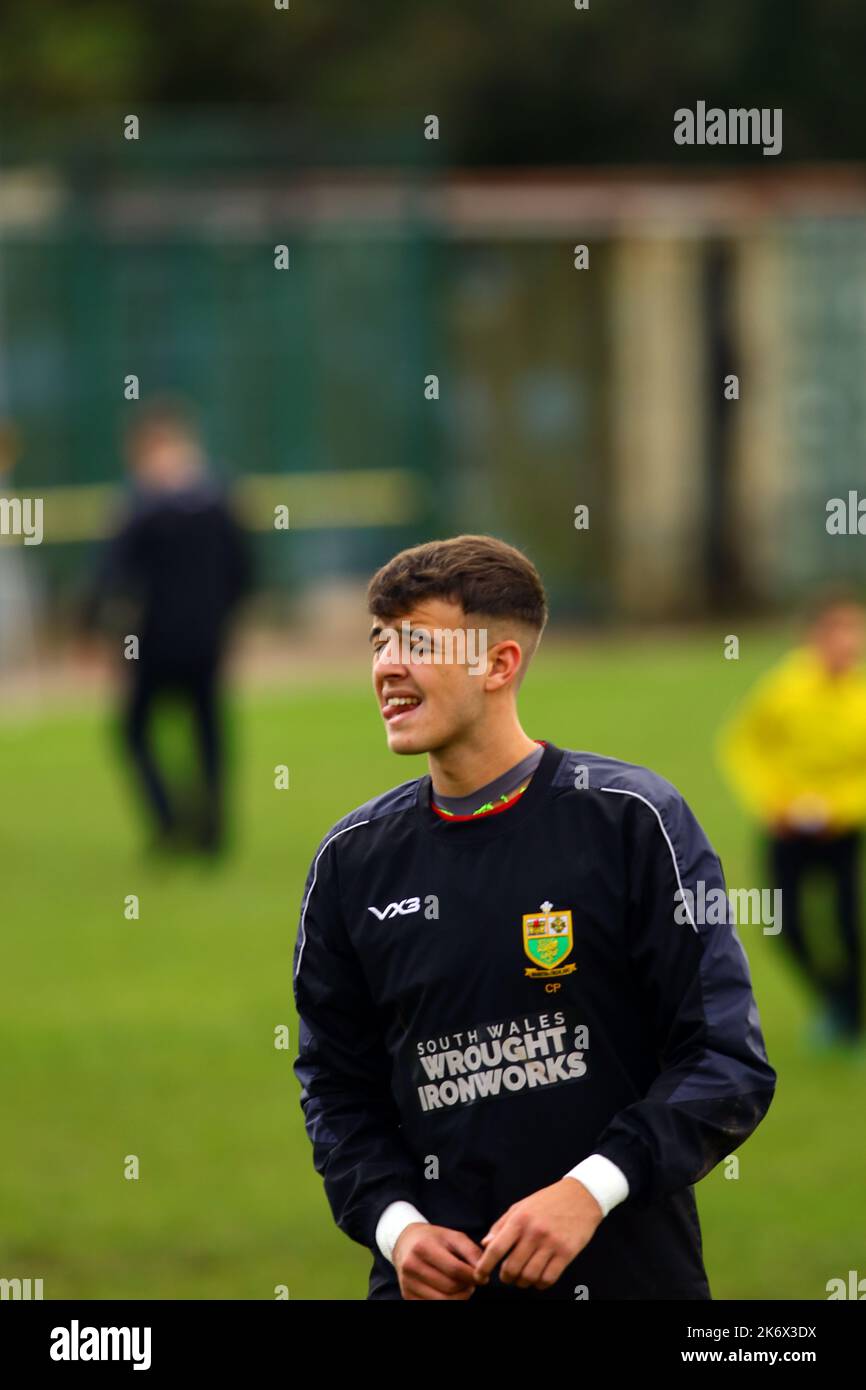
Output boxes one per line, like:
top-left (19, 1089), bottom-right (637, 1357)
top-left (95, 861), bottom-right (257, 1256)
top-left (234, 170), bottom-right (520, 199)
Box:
top-left (768, 830), bottom-right (863, 1037)
top-left (123, 659), bottom-right (223, 850)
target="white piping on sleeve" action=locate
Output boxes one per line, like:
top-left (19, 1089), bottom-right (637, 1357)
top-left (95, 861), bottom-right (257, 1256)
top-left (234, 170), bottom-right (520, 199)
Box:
top-left (294, 820), bottom-right (371, 979)
top-left (599, 786), bottom-right (699, 933)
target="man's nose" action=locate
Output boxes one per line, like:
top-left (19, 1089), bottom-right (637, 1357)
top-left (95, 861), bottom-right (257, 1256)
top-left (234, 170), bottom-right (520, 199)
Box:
top-left (376, 645), bottom-right (410, 680)
top-left (378, 660), bottom-right (410, 684)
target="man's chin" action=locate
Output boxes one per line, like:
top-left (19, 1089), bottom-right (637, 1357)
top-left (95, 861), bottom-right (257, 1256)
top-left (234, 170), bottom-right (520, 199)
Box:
top-left (385, 725), bottom-right (431, 756)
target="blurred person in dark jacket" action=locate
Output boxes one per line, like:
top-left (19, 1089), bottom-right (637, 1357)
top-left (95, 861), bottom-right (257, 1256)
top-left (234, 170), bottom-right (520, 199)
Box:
top-left (84, 399), bottom-right (251, 852)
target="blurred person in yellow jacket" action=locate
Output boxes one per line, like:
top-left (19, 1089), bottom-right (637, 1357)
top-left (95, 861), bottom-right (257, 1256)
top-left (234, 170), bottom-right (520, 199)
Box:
top-left (718, 589), bottom-right (866, 1045)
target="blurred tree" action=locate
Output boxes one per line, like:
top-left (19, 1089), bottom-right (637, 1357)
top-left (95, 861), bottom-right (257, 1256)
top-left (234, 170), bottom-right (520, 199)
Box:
top-left (1, 0), bottom-right (865, 164)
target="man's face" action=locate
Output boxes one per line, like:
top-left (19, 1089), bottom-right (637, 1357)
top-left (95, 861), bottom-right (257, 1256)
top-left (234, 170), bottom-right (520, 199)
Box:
top-left (812, 603), bottom-right (866, 674)
top-left (370, 598), bottom-right (494, 755)
top-left (127, 426), bottom-right (201, 489)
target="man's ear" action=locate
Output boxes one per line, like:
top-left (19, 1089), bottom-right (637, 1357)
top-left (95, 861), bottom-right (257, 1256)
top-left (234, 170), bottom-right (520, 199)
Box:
top-left (485, 637), bottom-right (524, 691)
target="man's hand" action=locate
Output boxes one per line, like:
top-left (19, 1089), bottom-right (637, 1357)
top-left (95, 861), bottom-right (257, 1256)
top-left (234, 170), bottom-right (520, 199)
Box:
top-left (393, 1223), bottom-right (484, 1300)
top-left (74, 633), bottom-right (108, 670)
top-left (473, 1178), bottom-right (604, 1291)
top-left (775, 794), bottom-right (831, 836)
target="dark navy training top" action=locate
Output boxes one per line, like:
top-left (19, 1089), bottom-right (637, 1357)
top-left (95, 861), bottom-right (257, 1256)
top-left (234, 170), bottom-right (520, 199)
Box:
top-left (292, 739), bottom-right (776, 1300)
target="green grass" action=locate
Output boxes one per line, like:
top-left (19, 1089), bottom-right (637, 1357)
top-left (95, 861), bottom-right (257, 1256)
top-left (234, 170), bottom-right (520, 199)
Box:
top-left (0, 630), bottom-right (862, 1299)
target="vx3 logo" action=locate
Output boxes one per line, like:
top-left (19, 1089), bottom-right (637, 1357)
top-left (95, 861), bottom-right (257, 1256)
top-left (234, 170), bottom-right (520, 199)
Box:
top-left (368, 897), bottom-right (421, 920)
top-left (368, 895), bottom-right (440, 920)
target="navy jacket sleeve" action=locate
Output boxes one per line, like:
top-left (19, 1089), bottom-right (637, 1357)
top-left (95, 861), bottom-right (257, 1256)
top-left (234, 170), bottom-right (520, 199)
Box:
top-left (592, 788), bottom-right (777, 1203)
top-left (213, 497), bottom-right (253, 611)
top-left (292, 829), bottom-right (423, 1251)
top-left (81, 510), bottom-right (140, 632)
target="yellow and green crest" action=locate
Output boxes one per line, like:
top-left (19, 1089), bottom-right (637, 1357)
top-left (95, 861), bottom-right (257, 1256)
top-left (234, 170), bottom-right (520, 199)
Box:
top-left (523, 902), bottom-right (576, 978)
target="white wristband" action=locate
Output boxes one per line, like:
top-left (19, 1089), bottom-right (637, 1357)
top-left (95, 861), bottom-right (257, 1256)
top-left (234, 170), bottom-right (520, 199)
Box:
top-left (563, 1154), bottom-right (629, 1217)
top-left (375, 1200), bottom-right (429, 1264)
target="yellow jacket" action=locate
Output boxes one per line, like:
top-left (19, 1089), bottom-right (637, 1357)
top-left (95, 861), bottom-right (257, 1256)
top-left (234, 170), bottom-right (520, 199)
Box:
top-left (717, 646), bottom-right (866, 831)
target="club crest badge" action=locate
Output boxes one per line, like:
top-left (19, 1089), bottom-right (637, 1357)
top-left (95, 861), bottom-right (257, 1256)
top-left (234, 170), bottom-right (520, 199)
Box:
top-left (523, 901), bottom-right (577, 978)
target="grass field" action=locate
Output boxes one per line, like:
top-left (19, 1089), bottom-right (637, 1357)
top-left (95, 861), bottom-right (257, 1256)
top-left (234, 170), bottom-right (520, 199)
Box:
top-left (1, 629), bottom-right (863, 1300)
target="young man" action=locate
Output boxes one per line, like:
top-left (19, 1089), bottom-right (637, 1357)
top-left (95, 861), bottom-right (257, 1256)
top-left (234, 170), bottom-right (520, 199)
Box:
top-left (719, 589), bottom-right (866, 1044)
top-left (293, 535), bottom-right (776, 1301)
